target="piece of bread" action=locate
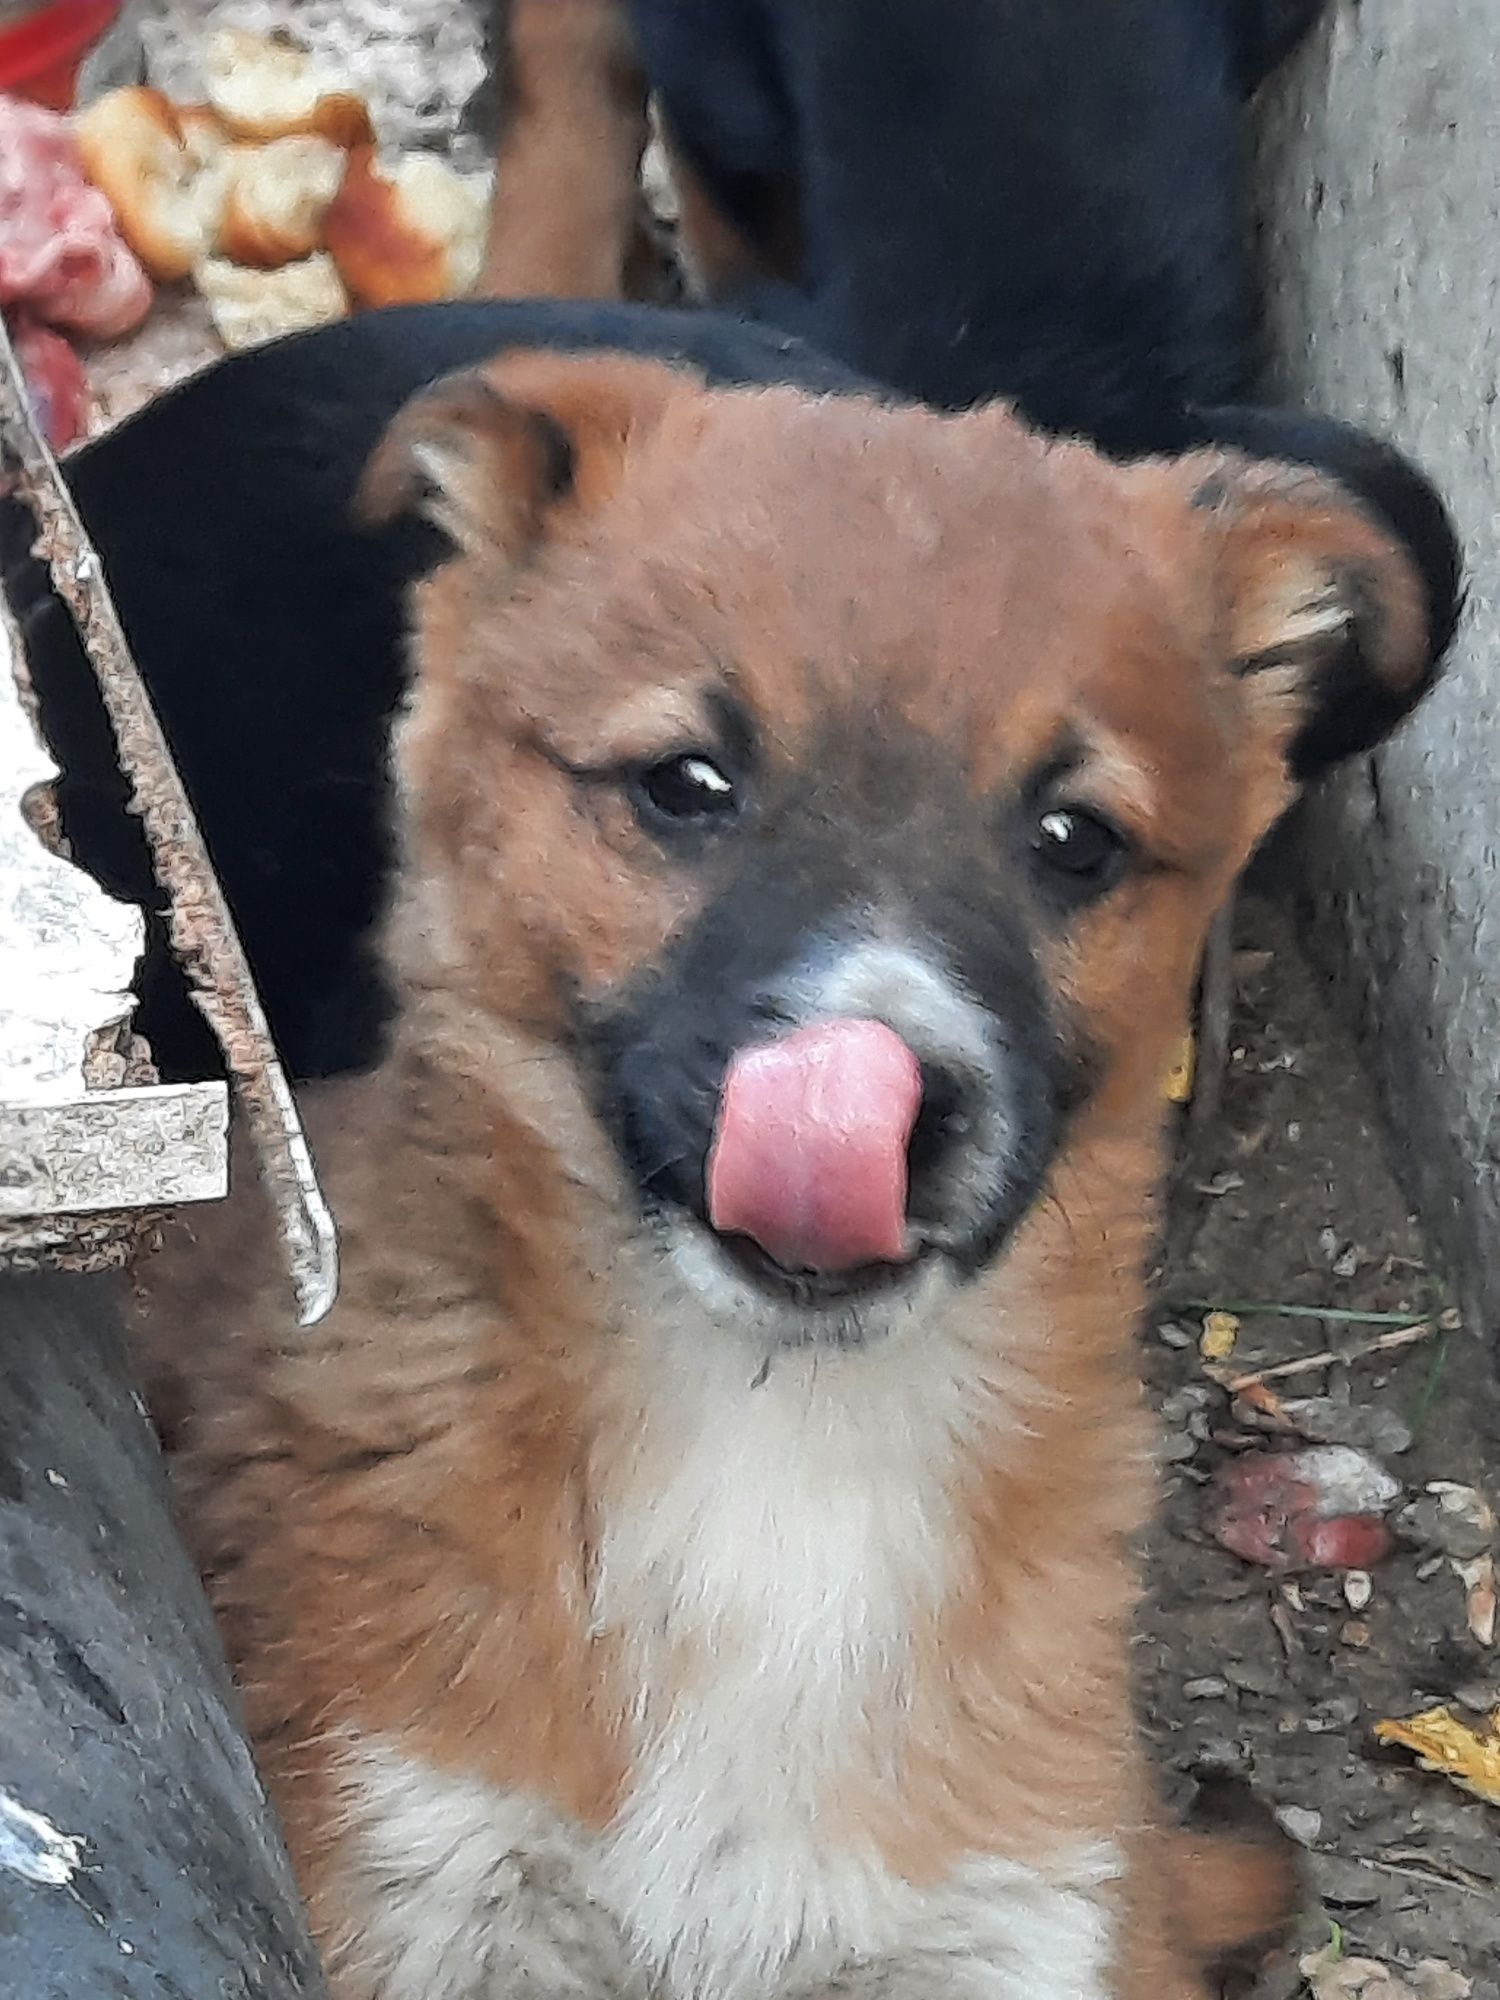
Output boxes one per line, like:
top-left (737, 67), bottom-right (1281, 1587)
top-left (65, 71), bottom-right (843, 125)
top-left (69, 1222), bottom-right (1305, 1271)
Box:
top-left (203, 29), bottom-right (374, 149)
top-left (322, 148), bottom-right (488, 308)
top-left (218, 136), bottom-right (348, 268)
top-left (74, 86), bottom-right (230, 282)
top-left (176, 103), bottom-right (232, 168)
top-left (195, 252), bottom-right (349, 352)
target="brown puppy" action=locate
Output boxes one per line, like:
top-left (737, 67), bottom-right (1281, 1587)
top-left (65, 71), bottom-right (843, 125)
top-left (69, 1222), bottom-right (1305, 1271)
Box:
top-left (132, 352), bottom-right (1436, 2000)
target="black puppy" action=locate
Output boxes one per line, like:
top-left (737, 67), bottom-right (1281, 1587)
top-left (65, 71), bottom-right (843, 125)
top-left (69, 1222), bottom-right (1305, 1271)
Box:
top-left (485, 0), bottom-right (1329, 447)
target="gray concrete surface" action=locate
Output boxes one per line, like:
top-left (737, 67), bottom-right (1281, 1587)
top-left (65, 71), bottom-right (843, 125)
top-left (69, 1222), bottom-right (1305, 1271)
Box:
top-left (1257, 2), bottom-right (1500, 1324)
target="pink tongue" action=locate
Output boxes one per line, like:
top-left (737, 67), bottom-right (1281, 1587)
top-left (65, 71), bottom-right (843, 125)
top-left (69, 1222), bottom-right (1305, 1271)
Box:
top-left (707, 1018), bottom-right (924, 1274)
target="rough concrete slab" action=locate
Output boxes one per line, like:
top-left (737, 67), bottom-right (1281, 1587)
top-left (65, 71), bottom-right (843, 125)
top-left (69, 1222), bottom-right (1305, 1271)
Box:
top-left (1255, 4), bottom-right (1500, 1325)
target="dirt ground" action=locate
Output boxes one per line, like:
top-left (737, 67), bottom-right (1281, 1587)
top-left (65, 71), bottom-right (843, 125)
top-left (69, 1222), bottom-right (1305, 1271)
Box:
top-left (1149, 891), bottom-right (1500, 1997)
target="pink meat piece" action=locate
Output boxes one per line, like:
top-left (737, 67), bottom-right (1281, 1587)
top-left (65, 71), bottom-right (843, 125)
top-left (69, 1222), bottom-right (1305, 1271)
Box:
top-left (707, 1018), bottom-right (923, 1274)
top-left (0, 94), bottom-right (152, 339)
top-left (1208, 1446), bottom-right (1400, 1573)
top-left (10, 314), bottom-right (88, 448)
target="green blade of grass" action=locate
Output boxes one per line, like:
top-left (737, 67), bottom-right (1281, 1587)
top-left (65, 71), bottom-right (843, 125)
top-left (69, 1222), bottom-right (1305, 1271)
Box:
top-left (1408, 1332), bottom-right (1451, 1442)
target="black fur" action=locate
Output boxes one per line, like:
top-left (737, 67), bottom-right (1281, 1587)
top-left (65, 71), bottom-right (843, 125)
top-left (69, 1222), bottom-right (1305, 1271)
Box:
top-left (11, 2), bottom-right (1460, 1093)
top-left (5, 304), bottom-right (864, 1083)
top-left (584, 718), bottom-right (1070, 1297)
top-left (1183, 404), bottom-right (1464, 773)
top-left (13, 333), bottom-right (1459, 1090)
top-left (626, 0), bottom-right (1328, 445)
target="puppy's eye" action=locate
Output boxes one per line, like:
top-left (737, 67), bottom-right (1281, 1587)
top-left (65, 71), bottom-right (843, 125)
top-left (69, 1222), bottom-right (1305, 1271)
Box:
top-left (634, 753), bottom-right (739, 827)
top-left (1031, 805), bottom-right (1128, 897)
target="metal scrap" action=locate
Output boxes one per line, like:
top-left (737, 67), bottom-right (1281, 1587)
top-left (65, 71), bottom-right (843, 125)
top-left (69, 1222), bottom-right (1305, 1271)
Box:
top-left (1, 314), bottom-right (336, 1323)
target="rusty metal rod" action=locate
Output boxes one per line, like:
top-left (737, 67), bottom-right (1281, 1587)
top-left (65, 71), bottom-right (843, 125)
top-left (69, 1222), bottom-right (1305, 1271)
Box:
top-left (0, 319), bottom-right (337, 1325)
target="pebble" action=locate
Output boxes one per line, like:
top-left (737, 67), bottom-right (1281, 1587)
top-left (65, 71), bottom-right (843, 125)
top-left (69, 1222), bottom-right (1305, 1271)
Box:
top-left (1157, 1321), bottom-right (1193, 1349)
top-left (1343, 1568), bottom-right (1373, 1610)
top-left (1194, 1737), bottom-right (1248, 1772)
top-left (1303, 1694), bottom-right (1362, 1732)
top-left (1285, 1397), bottom-right (1413, 1457)
top-left (1183, 1676), bottom-right (1230, 1701)
top-left (1307, 1853), bottom-right (1381, 1905)
top-left (1399, 1495), bottom-right (1495, 1561)
top-left (1162, 1383), bottom-right (1214, 1421)
top-left (1226, 1657), bottom-right (1282, 1695)
top-left (1274, 1804), bottom-right (1323, 1847)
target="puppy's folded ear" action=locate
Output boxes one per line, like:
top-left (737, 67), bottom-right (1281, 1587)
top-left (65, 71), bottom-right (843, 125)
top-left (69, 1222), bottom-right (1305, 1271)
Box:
top-left (357, 349), bottom-right (693, 557)
top-left (1181, 435), bottom-right (1461, 778)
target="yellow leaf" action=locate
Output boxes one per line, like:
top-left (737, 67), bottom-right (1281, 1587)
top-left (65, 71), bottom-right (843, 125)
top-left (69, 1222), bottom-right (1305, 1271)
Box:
top-left (1199, 1309), bottom-right (1240, 1362)
top-left (1374, 1705), bottom-right (1500, 1807)
top-left (1163, 1031), bottom-right (1195, 1104)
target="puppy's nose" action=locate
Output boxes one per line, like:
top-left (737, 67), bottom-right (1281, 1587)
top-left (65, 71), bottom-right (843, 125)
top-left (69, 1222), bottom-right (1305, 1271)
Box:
top-left (905, 1057), bottom-right (983, 1222)
top-left (707, 1018), bottom-right (924, 1273)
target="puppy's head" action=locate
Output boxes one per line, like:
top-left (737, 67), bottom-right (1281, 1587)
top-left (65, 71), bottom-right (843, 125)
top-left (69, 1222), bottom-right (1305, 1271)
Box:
top-left (363, 352), bottom-right (1454, 1347)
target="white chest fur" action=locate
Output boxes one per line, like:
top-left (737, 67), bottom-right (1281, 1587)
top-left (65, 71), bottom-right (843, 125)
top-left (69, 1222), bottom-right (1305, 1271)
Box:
top-left (588, 1323), bottom-right (969, 1998)
top-left (334, 1321), bottom-right (1121, 2000)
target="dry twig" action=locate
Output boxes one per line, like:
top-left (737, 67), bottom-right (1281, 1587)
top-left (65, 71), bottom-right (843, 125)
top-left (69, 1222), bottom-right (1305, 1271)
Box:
top-left (1213, 1320), bottom-right (1439, 1393)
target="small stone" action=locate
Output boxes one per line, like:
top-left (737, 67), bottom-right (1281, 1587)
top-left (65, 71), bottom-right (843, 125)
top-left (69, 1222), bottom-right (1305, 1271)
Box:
top-left (1284, 1398), bottom-right (1413, 1457)
top-left (1274, 1804), bottom-right (1323, 1847)
top-left (1199, 1310), bottom-right (1240, 1362)
top-left (1157, 1320), bottom-right (1193, 1349)
top-left (1159, 1431), bottom-right (1199, 1464)
top-left (1226, 1658), bottom-right (1281, 1696)
top-left (1340, 1619), bottom-right (1371, 1647)
top-left (1195, 1737), bottom-right (1248, 1772)
top-left (1183, 1676), bottom-right (1230, 1701)
top-left (1398, 1495), bottom-right (1495, 1561)
top-left (1307, 1852), bottom-right (1381, 1905)
top-left (1343, 1569), bottom-right (1373, 1610)
top-left (1305, 1694), bottom-right (1361, 1731)
top-left (1332, 1244), bottom-right (1361, 1279)
top-left (1269, 1598), bottom-right (1301, 1656)
top-left (1162, 1383), bottom-right (1214, 1421)
top-left (1411, 1964), bottom-right (1473, 2000)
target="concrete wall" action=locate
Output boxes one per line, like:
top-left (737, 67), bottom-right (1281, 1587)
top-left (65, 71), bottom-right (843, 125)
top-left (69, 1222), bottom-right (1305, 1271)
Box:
top-left (1256, 1), bottom-right (1500, 1318)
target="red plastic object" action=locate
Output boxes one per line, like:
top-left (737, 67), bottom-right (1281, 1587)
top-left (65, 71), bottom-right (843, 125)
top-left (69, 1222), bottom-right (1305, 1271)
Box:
top-left (0, 2), bottom-right (121, 112)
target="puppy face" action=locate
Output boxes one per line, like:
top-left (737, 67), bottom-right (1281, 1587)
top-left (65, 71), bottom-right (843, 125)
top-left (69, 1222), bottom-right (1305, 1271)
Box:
top-left (364, 354), bottom-right (1440, 1347)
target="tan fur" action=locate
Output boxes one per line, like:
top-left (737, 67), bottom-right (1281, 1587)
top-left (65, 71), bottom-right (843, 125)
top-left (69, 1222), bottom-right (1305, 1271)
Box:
top-left (132, 357), bottom-right (1432, 1996)
top-left (476, 1), bottom-right (797, 307)
top-left (479, 0), bottom-right (649, 300)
